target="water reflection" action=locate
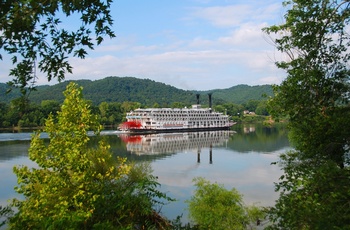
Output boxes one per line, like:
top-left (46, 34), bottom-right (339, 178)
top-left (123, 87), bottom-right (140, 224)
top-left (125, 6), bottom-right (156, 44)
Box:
top-left (0, 125), bottom-right (290, 224)
top-left (129, 127), bottom-right (288, 222)
top-left (231, 124), bottom-right (290, 153)
top-left (119, 131), bottom-right (234, 155)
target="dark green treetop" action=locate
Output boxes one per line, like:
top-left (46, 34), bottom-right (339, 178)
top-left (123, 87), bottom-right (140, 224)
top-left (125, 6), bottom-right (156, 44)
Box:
top-left (264, 1), bottom-right (350, 228)
top-left (264, 0), bottom-right (350, 165)
top-left (0, 0), bottom-right (115, 94)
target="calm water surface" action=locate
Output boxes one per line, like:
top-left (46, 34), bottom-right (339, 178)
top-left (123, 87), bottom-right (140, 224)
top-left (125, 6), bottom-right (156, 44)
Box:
top-left (0, 124), bottom-right (290, 222)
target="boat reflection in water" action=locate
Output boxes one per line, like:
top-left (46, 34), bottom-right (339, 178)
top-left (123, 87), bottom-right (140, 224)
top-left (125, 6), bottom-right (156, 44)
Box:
top-left (119, 130), bottom-right (234, 163)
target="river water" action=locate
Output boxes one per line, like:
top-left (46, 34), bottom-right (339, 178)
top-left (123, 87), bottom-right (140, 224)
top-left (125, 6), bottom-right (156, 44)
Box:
top-left (0, 124), bottom-right (290, 223)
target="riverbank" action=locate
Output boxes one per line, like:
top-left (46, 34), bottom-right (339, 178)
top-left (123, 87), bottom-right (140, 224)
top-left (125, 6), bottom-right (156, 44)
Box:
top-left (0, 124), bottom-right (118, 133)
top-left (234, 115), bottom-right (288, 126)
top-left (1, 117), bottom-right (287, 133)
top-left (0, 126), bottom-right (43, 133)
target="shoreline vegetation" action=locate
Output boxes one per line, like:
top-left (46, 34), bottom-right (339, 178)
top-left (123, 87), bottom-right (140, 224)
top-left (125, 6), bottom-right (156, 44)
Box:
top-left (1, 83), bottom-right (268, 229)
top-left (0, 78), bottom-right (273, 132)
top-left (0, 115), bottom-right (285, 133)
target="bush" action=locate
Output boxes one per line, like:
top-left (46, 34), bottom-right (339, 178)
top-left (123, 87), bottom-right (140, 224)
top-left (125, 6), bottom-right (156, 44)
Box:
top-left (7, 83), bottom-right (172, 229)
top-left (186, 177), bottom-right (265, 230)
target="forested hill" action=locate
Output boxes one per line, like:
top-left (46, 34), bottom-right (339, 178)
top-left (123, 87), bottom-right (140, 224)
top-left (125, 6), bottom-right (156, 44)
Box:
top-left (199, 84), bottom-right (274, 105)
top-left (0, 76), bottom-right (273, 106)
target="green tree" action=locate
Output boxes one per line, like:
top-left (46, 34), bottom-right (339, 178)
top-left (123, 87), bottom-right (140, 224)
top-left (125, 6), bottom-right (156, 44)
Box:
top-left (264, 0), bottom-right (350, 228)
top-left (214, 103), bottom-right (244, 116)
top-left (243, 100), bottom-right (260, 112)
top-left (268, 151), bottom-right (350, 229)
top-left (98, 101), bottom-right (124, 126)
top-left (153, 102), bottom-right (160, 108)
top-left (0, 102), bottom-right (8, 127)
top-left (214, 104), bottom-right (226, 114)
top-left (223, 103), bottom-right (244, 116)
top-left (0, 0), bottom-right (115, 94)
top-left (186, 177), bottom-right (265, 230)
top-left (18, 103), bottom-right (43, 127)
top-left (40, 100), bottom-right (60, 118)
top-left (98, 101), bottom-right (110, 125)
top-left (255, 100), bottom-right (269, 116)
top-left (264, 0), bottom-right (350, 164)
top-left (8, 82), bottom-right (171, 229)
top-left (107, 102), bottom-right (123, 124)
top-left (171, 102), bottom-right (186, 108)
top-left (2, 98), bottom-right (28, 127)
top-left (120, 101), bottom-right (141, 121)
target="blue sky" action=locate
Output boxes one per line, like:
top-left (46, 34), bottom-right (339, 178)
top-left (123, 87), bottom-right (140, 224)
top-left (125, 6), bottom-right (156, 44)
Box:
top-left (1, 0), bottom-right (287, 90)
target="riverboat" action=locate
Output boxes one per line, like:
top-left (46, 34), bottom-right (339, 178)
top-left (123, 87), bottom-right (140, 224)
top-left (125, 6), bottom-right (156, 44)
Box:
top-left (120, 94), bottom-right (235, 133)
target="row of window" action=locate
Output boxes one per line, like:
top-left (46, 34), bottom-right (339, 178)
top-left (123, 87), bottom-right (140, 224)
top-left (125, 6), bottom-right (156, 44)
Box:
top-left (145, 121), bottom-right (227, 126)
top-left (132, 110), bottom-right (222, 116)
top-left (150, 117), bottom-right (228, 122)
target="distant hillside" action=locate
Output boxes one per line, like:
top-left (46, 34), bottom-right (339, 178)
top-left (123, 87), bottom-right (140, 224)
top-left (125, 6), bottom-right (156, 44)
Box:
top-left (208, 84), bottom-right (273, 104)
top-left (0, 82), bottom-right (22, 102)
top-left (0, 76), bottom-right (273, 106)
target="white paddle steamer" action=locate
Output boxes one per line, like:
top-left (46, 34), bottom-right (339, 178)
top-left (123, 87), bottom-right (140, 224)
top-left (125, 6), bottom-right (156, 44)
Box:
top-left (120, 94), bottom-right (235, 133)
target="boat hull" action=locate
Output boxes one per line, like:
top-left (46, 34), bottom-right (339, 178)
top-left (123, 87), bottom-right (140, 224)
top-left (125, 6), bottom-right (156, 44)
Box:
top-left (127, 125), bottom-right (234, 134)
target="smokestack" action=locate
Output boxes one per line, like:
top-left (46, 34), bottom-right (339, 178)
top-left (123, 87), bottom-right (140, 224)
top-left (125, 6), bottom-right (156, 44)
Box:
top-left (209, 144), bottom-right (213, 164)
top-left (196, 94), bottom-right (200, 105)
top-left (197, 149), bottom-right (201, 163)
top-left (208, 93), bottom-right (212, 111)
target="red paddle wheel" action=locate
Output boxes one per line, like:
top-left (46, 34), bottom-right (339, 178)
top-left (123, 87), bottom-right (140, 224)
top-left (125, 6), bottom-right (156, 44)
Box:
top-left (119, 134), bottom-right (142, 143)
top-left (119, 120), bottom-right (142, 130)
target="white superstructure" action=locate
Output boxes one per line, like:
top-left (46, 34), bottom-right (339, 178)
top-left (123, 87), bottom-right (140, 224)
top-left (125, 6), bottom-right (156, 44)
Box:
top-left (122, 104), bottom-right (234, 132)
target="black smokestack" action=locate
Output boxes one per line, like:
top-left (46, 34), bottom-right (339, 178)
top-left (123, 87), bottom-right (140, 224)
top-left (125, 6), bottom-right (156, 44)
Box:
top-left (196, 94), bottom-right (200, 104)
top-left (208, 93), bottom-right (212, 111)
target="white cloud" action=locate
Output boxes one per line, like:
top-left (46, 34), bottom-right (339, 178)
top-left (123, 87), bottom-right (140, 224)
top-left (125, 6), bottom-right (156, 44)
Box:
top-left (218, 23), bottom-right (269, 48)
top-left (63, 41), bottom-right (283, 90)
top-left (191, 5), bottom-right (253, 27)
top-left (189, 2), bottom-right (282, 28)
top-left (0, 1), bottom-right (286, 90)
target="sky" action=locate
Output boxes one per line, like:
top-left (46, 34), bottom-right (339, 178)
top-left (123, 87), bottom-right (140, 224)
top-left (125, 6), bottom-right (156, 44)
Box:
top-left (0, 0), bottom-right (287, 91)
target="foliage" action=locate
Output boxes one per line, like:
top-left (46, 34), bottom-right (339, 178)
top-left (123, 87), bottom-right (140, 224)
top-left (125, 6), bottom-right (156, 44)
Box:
top-left (241, 115), bottom-right (267, 124)
top-left (201, 84), bottom-right (273, 105)
top-left (0, 0), bottom-right (115, 94)
top-left (0, 77), bottom-right (273, 107)
top-left (98, 101), bottom-right (123, 126)
top-left (255, 100), bottom-right (269, 116)
top-left (243, 100), bottom-right (260, 113)
top-left (109, 162), bottom-right (174, 229)
top-left (186, 177), bottom-right (265, 230)
top-left (0, 99), bottom-right (141, 128)
top-left (0, 102), bottom-right (9, 127)
top-left (7, 82), bottom-right (171, 229)
top-left (169, 215), bottom-right (200, 230)
top-left (40, 100), bottom-right (60, 118)
top-left (0, 78), bottom-right (273, 128)
top-left (267, 151), bottom-right (350, 229)
top-left (0, 205), bottom-right (13, 228)
top-left (214, 102), bottom-right (244, 117)
top-left (264, 0), bottom-right (350, 228)
top-left (0, 99), bottom-right (270, 128)
top-left (264, 0), bottom-right (350, 165)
